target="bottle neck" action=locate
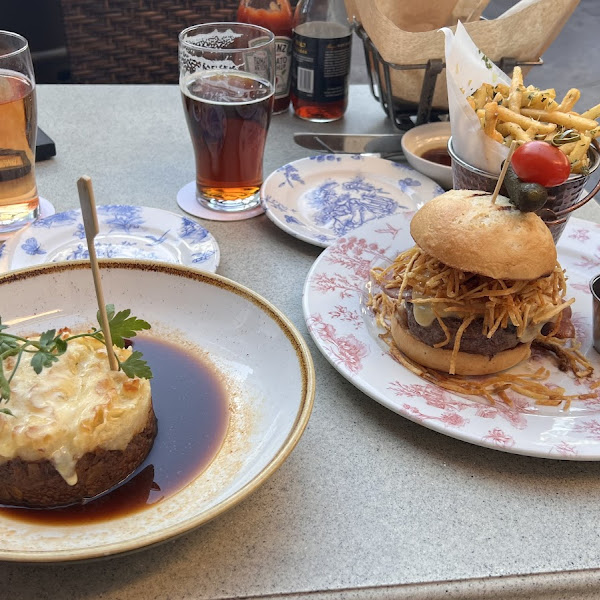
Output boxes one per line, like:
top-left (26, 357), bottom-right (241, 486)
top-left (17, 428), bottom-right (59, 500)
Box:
top-left (293, 0), bottom-right (351, 28)
top-left (237, 0), bottom-right (293, 37)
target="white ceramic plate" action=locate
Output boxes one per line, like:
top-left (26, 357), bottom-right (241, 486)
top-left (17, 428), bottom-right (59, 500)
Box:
top-left (0, 206), bottom-right (220, 273)
top-left (0, 261), bottom-right (314, 561)
top-left (303, 214), bottom-right (600, 460)
top-left (261, 154), bottom-right (444, 247)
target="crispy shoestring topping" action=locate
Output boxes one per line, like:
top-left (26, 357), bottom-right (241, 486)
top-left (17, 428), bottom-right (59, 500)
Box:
top-left (368, 246), bottom-right (594, 408)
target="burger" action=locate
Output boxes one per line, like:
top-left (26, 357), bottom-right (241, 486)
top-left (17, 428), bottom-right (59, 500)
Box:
top-left (373, 190), bottom-right (574, 377)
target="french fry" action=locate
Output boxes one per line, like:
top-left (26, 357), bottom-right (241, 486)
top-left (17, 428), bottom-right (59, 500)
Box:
top-left (508, 66), bottom-right (523, 114)
top-left (497, 122), bottom-right (529, 143)
top-left (496, 105), bottom-right (557, 134)
top-left (589, 126), bottom-right (600, 139)
top-left (569, 134), bottom-right (592, 163)
top-left (472, 83), bottom-right (493, 110)
top-left (556, 141), bottom-right (578, 155)
top-left (571, 156), bottom-right (591, 174)
top-left (521, 89), bottom-right (559, 111)
top-left (494, 83), bottom-right (510, 97)
top-left (492, 92), bottom-right (504, 104)
top-left (484, 102), bottom-right (503, 143)
top-left (467, 96), bottom-right (476, 110)
top-left (581, 103), bottom-right (600, 120)
top-left (525, 127), bottom-right (538, 139)
top-left (556, 88), bottom-right (581, 113)
top-left (568, 135), bottom-right (592, 174)
top-left (476, 108), bottom-right (485, 127)
top-left (520, 108), bottom-right (598, 131)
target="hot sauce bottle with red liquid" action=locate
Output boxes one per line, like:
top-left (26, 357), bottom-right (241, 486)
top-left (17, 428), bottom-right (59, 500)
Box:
top-left (238, 0), bottom-right (293, 114)
top-left (291, 0), bottom-right (352, 122)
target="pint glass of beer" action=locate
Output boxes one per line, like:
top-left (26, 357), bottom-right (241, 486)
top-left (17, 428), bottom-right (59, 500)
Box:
top-left (179, 23), bottom-right (275, 213)
top-left (0, 31), bottom-right (39, 233)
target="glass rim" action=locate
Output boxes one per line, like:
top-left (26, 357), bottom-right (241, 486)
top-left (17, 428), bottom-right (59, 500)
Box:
top-left (179, 22), bottom-right (274, 52)
top-left (0, 30), bottom-right (30, 60)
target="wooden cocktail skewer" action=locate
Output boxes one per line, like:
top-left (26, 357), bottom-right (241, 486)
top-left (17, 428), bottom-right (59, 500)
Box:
top-left (491, 140), bottom-right (518, 204)
top-left (77, 175), bottom-right (119, 371)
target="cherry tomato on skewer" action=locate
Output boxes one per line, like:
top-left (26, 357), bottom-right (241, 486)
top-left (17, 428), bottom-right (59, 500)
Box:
top-left (511, 141), bottom-right (571, 187)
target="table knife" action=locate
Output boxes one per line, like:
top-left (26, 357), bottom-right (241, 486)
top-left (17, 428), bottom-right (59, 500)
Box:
top-left (294, 132), bottom-right (405, 158)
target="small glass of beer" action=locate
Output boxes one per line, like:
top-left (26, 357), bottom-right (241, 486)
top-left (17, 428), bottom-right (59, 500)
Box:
top-left (0, 31), bottom-right (39, 233)
top-left (179, 23), bottom-right (276, 213)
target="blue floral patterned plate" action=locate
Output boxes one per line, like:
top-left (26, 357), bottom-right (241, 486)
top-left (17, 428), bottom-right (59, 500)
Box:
top-left (261, 154), bottom-right (444, 247)
top-left (0, 205), bottom-right (220, 273)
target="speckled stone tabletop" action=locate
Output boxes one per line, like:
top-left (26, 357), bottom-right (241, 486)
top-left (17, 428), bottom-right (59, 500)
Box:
top-left (3, 24), bottom-right (600, 599)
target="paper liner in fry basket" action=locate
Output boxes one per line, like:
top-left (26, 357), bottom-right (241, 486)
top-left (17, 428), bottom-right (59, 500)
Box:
top-left (443, 22), bottom-right (509, 174)
top-left (349, 0), bottom-right (578, 112)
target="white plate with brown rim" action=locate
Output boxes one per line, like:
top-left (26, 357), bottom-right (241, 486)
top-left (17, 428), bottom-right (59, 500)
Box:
top-left (0, 260), bottom-right (314, 562)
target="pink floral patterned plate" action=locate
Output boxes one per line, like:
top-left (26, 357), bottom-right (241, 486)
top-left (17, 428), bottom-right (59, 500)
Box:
top-left (303, 214), bottom-right (600, 460)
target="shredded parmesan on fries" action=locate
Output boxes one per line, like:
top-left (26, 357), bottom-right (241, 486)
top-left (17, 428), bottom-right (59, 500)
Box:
top-left (369, 246), bottom-right (594, 407)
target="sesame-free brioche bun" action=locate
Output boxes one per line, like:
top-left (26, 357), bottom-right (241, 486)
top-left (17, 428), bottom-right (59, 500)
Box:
top-left (410, 190), bottom-right (556, 280)
top-left (391, 308), bottom-right (531, 376)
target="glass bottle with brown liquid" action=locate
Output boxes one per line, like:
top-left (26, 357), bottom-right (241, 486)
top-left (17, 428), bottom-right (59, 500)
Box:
top-left (290, 0), bottom-right (352, 122)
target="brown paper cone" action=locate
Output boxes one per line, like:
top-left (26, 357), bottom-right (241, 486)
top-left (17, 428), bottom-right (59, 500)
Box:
top-left (353, 0), bottom-right (579, 110)
top-left (450, 0), bottom-right (491, 23)
top-left (379, 0), bottom-right (459, 32)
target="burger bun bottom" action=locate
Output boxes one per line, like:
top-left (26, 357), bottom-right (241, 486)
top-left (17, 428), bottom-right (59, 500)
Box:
top-left (390, 308), bottom-right (531, 376)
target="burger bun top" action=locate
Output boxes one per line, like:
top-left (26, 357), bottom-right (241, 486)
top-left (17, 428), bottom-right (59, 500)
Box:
top-left (410, 190), bottom-right (556, 280)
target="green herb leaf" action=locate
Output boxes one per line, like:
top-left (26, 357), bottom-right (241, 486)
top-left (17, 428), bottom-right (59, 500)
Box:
top-left (31, 349), bottom-right (60, 374)
top-left (0, 370), bottom-right (10, 402)
top-left (0, 337), bottom-right (18, 355)
top-left (0, 408), bottom-right (13, 417)
top-left (38, 329), bottom-right (57, 348)
top-left (99, 305), bottom-right (151, 348)
top-left (119, 351), bottom-right (153, 380)
top-left (480, 52), bottom-right (492, 70)
top-left (28, 329), bottom-right (68, 375)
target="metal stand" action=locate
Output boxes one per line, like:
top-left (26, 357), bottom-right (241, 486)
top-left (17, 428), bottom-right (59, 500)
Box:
top-left (355, 24), bottom-right (543, 130)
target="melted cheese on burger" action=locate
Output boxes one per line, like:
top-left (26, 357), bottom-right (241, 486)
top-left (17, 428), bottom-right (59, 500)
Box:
top-left (409, 300), bottom-right (549, 342)
top-left (0, 335), bottom-right (151, 485)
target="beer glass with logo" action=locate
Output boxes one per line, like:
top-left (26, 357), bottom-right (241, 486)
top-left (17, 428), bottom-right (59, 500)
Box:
top-left (0, 31), bottom-right (39, 233)
top-left (179, 23), bottom-right (275, 213)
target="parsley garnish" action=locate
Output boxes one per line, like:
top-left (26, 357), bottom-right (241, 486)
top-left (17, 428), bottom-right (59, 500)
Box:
top-left (479, 50), bottom-right (493, 70)
top-left (0, 305), bottom-right (152, 405)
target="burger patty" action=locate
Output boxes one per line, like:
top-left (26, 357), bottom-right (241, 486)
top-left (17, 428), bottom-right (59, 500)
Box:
top-left (403, 301), bottom-right (520, 357)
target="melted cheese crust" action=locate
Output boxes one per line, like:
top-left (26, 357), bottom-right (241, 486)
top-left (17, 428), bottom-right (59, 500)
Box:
top-left (0, 335), bottom-right (152, 485)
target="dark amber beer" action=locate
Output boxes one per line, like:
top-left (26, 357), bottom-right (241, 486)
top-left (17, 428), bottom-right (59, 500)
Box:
top-left (0, 32), bottom-right (39, 232)
top-left (181, 71), bottom-right (274, 208)
top-left (179, 23), bottom-right (275, 213)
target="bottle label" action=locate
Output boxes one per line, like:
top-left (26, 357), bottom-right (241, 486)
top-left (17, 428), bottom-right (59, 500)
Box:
top-left (291, 31), bottom-right (352, 103)
top-left (246, 35), bottom-right (274, 84)
top-left (274, 36), bottom-right (292, 99)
